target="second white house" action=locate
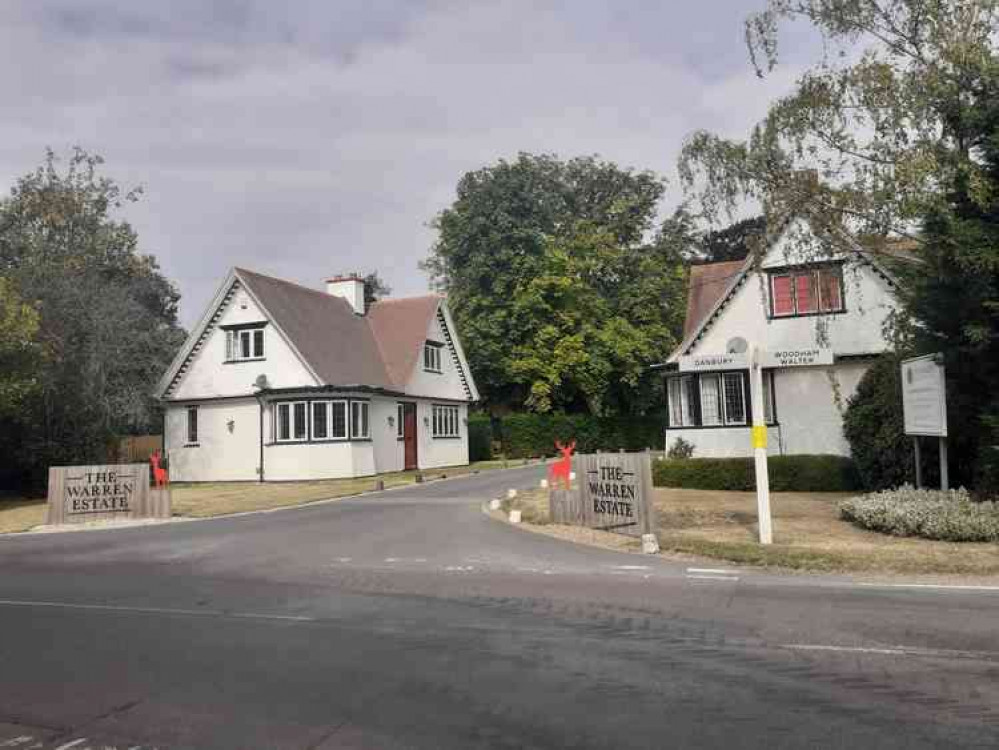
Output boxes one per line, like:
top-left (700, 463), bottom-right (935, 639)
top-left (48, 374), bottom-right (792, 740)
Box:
top-left (155, 269), bottom-right (479, 482)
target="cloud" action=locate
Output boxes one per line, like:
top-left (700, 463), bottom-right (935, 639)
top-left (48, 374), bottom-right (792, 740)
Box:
top-left (0, 1), bottom-right (811, 326)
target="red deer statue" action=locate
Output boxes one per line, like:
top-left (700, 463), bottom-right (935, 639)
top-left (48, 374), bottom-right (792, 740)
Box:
top-left (548, 440), bottom-right (576, 490)
top-left (150, 450), bottom-right (169, 488)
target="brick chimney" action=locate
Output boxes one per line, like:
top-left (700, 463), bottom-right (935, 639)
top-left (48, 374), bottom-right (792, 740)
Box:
top-left (325, 274), bottom-right (366, 315)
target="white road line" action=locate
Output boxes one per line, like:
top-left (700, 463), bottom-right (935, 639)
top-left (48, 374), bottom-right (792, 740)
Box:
top-left (686, 574), bottom-right (740, 582)
top-left (333, 557), bottom-right (352, 563)
top-left (611, 565), bottom-right (651, 571)
top-left (54, 740), bottom-right (89, 750)
top-left (0, 599), bottom-right (315, 622)
top-left (687, 567), bottom-right (738, 575)
top-left (782, 643), bottom-right (999, 660)
top-left (857, 582), bottom-right (999, 592)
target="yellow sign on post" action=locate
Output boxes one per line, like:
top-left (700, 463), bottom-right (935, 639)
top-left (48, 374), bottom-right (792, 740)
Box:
top-left (751, 425), bottom-right (768, 449)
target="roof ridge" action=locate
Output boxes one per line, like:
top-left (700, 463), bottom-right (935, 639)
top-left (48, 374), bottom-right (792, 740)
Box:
top-left (234, 267), bottom-right (343, 303)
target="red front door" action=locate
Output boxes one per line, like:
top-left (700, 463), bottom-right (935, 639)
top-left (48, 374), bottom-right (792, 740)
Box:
top-left (403, 403), bottom-right (418, 470)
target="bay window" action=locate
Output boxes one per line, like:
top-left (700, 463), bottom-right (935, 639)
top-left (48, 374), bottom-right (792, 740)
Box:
top-left (351, 401), bottom-right (370, 440)
top-left (276, 401), bottom-right (308, 442)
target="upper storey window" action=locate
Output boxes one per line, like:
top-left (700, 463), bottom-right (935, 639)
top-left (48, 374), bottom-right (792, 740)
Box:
top-left (424, 341), bottom-right (443, 373)
top-left (224, 324), bottom-right (266, 361)
top-left (769, 266), bottom-right (844, 318)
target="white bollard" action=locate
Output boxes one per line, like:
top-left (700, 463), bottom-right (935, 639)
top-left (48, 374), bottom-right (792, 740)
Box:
top-left (569, 471), bottom-right (576, 481)
top-left (641, 533), bottom-right (660, 554)
top-left (506, 488), bottom-right (517, 499)
top-left (540, 478), bottom-right (549, 489)
top-left (509, 509), bottom-right (522, 524)
top-left (489, 498), bottom-right (501, 511)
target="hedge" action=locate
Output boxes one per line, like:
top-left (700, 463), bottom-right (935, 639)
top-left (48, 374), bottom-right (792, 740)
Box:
top-left (653, 455), bottom-right (861, 492)
top-left (496, 413), bottom-right (666, 458)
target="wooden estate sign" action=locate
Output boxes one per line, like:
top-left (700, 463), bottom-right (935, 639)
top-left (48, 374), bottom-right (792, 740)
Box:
top-left (550, 452), bottom-right (656, 539)
top-left (45, 463), bottom-right (171, 525)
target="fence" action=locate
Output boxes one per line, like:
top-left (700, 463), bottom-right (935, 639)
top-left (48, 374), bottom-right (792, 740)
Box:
top-left (114, 435), bottom-right (163, 464)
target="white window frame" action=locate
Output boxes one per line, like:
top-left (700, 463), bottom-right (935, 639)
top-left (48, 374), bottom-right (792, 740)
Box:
top-left (350, 401), bottom-right (370, 440)
top-left (397, 403), bottom-right (405, 439)
top-left (667, 372), bottom-right (763, 428)
top-left (424, 342), bottom-right (443, 373)
top-left (762, 370), bottom-right (775, 424)
top-left (698, 374), bottom-right (723, 426)
top-left (667, 376), bottom-right (696, 427)
top-left (275, 401), bottom-right (308, 443)
top-left (722, 372), bottom-right (747, 425)
top-left (225, 326), bottom-right (265, 361)
top-left (186, 406), bottom-right (199, 445)
top-left (310, 399), bottom-right (348, 441)
top-left (432, 404), bottom-right (460, 438)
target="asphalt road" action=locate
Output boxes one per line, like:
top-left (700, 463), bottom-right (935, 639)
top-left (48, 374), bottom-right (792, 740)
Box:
top-left (1, 465), bottom-right (997, 749)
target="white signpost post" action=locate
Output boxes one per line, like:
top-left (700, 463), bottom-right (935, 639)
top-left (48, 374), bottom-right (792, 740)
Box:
top-left (678, 345), bottom-right (833, 545)
top-left (901, 354), bottom-right (948, 490)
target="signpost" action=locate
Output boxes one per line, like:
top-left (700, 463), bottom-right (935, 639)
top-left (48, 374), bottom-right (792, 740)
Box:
top-left (749, 346), bottom-right (773, 544)
top-left (45, 463), bottom-right (171, 526)
top-left (901, 354), bottom-right (948, 490)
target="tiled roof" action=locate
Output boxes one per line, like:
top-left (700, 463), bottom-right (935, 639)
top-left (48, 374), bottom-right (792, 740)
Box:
top-left (682, 260), bottom-right (747, 340)
top-left (235, 268), bottom-right (445, 392)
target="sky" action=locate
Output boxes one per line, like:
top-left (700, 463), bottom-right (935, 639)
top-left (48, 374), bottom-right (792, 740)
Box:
top-left (0, 1), bottom-right (816, 327)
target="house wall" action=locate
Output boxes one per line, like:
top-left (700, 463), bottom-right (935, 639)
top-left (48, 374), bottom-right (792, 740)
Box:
top-left (171, 284), bottom-right (318, 401)
top-left (164, 399), bottom-right (260, 482)
top-left (665, 362), bottom-right (871, 458)
top-left (405, 311), bottom-right (471, 402)
top-left (417, 401), bottom-right (469, 469)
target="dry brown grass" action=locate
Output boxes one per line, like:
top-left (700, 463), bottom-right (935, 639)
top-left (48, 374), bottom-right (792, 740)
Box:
top-left (654, 488), bottom-right (999, 575)
top-left (0, 460), bottom-right (514, 532)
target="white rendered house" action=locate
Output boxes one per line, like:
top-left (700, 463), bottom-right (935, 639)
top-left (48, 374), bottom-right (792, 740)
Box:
top-left (155, 269), bottom-right (479, 482)
top-left (663, 220), bottom-right (908, 458)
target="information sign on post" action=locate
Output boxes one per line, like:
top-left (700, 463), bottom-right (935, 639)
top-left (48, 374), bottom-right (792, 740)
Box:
top-left (901, 354), bottom-right (948, 489)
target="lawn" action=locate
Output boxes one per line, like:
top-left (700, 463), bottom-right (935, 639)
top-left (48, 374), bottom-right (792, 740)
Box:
top-left (498, 485), bottom-right (999, 576)
top-left (0, 459), bottom-right (515, 533)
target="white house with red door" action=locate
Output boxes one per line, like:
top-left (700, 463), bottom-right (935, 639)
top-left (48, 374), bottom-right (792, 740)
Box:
top-left (662, 218), bottom-right (911, 458)
top-left (155, 269), bottom-right (479, 482)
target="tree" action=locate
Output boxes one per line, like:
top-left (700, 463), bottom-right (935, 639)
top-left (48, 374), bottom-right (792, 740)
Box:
top-left (678, 1), bottom-right (999, 493)
top-left (699, 215), bottom-right (766, 262)
top-left (0, 148), bottom-right (186, 487)
top-left (0, 277), bottom-right (42, 418)
top-left (362, 271), bottom-right (392, 307)
top-left (423, 153), bottom-right (686, 414)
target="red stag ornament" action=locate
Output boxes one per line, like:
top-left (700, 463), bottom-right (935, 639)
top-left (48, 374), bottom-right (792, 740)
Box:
top-left (150, 450), bottom-right (169, 488)
top-left (548, 440), bottom-right (576, 490)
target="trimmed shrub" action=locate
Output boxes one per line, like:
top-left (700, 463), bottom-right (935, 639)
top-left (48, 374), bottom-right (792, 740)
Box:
top-left (468, 415), bottom-right (493, 462)
top-left (840, 486), bottom-right (999, 542)
top-left (497, 413), bottom-right (665, 458)
top-left (666, 437), bottom-right (695, 460)
top-left (653, 455), bottom-right (861, 493)
top-left (842, 355), bottom-right (915, 491)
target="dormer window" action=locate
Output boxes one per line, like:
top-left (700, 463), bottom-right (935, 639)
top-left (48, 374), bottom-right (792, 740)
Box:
top-left (224, 323), bottom-right (266, 362)
top-left (769, 266), bottom-right (844, 318)
top-left (424, 341), bottom-right (443, 373)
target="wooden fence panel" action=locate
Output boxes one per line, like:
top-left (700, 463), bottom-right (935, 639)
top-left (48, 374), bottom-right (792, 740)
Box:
top-left (115, 435), bottom-right (163, 464)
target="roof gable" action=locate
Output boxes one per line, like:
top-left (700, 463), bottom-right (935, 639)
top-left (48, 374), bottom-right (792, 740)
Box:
top-left (367, 295), bottom-right (441, 388)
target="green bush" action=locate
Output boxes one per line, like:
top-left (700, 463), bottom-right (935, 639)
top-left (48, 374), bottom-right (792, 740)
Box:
top-left (653, 455), bottom-right (861, 492)
top-left (497, 413), bottom-right (665, 458)
top-left (468, 415), bottom-right (493, 462)
top-left (842, 355), bottom-right (915, 491)
top-left (840, 486), bottom-right (999, 542)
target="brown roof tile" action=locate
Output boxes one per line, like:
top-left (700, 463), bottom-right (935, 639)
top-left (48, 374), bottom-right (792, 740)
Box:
top-left (682, 260), bottom-right (747, 339)
top-left (367, 295), bottom-right (442, 388)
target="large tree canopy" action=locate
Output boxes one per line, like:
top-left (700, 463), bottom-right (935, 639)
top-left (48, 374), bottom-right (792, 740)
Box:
top-left (679, 1), bottom-right (999, 493)
top-left (0, 148), bottom-right (186, 487)
top-left (423, 153), bottom-right (686, 415)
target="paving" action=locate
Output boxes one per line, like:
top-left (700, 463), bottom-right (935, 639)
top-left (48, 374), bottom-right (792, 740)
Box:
top-left (0, 466), bottom-right (997, 749)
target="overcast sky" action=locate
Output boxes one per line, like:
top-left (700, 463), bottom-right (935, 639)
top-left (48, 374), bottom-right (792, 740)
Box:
top-left (0, 1), bottom-right (815, 327)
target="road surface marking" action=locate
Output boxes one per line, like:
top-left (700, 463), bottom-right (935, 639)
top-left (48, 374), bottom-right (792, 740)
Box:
top-left (0, 599), bottom-right (315, 622)
top-left (611, 565), bottom-right (650, 571)
top-left (54, 741), bottom-right (89, 750)
top-left (856, 582), bottom-right (999, 592)
top-left (687, 568), bottom-right (738, 575)
top-left (782, 643), bottom-right (999, 660)
top-left (686, 574), bottom-right (740, 582)
top-left (333, 557), bottom-right (352, 563)
top-left (443, 565), bottom-right (474, 572)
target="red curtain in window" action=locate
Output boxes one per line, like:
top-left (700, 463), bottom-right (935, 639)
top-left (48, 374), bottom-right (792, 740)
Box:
top-left (771, 276), bottom-right (794, 316)
top-left (819, 268), bottom-right (842, 311)
top-left (794, 273), bottom-right (816, 313)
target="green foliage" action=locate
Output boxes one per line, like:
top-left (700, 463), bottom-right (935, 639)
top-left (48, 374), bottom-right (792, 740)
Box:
top-left (0, 277), bottom-right (42, 418)
top-left (653, 455), bottom-right (860, 492)
top-left (699, 215), bottom-right (766, 262)
top-left (423, 153), bottom-right (686, 415)
top-left (467, 415), bottom-right (493, 462)
top-left (495, 413), bottom-right (665, 458)
top-left (0, 148), bottom-right (186, 488)
top-left (840, 486), bottom-right (999, 542)
top-left (362, 271), bottom-right (391, 307)
top-left (666, 436), bottom-right (695, 460)
top-left (842, 356), bottom-right (913, 491)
